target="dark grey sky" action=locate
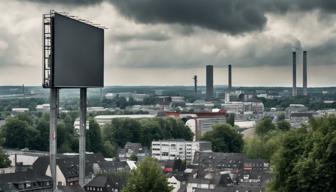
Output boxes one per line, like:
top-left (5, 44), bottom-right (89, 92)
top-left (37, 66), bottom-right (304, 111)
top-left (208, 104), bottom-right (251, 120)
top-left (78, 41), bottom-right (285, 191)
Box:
top-left (0, 0), bottom-right (336, 86)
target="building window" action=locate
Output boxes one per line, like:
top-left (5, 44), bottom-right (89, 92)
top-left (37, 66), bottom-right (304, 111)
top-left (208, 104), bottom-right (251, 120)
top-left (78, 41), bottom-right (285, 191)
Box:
top-left (162, 152), bottom-right (169, 156)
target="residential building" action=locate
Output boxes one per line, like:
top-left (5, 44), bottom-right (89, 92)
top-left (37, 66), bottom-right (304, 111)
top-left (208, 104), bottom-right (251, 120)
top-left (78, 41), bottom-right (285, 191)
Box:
top-left (118, 142), bottom-right (148, 161)
top-left (36, 104), bottom-right (50, 113)
top-left (84, 175), bottom-right (128, 192)
top-left (57, 185), bottom-right (85, 192)
top-left (168, 175), bottom-right (181, 192)
top-left (33, 154), bottom-right (105, 186)
top-left (221, 102), bottom-right (264, 115)
top-left (285, 104), bottom-right (308, 117)
top-left (151, 140), bottom-right (212, 163)
top-left (187, 151), bottom-right (271, 192)
top-left (94, 114), bottom-right (155, 127)
top-left (104, 92), bottom-right (149, 102)
top-left (0, 170), bottom-right (52, 192)
top-left (164, 111), bottom-right (227, 141)
top-left (185, 117), bottom-right (226, 141)
top-left (11, 108), bottom-right (29, 113)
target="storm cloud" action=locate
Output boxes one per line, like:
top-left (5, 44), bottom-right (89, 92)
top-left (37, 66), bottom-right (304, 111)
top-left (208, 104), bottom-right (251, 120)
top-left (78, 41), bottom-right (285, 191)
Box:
top-left (109, 0), bottom-right (267, 35)
top-left (112, 31), bottom-right (170, 42)
top-left (1, 0), bottom-right (336, 86)
top-left (28, 0), bottom-right (103, 6)
top-left (109, 0), bottom-right (336, 35)
top-left (24, 0), bottom-right (336, 35)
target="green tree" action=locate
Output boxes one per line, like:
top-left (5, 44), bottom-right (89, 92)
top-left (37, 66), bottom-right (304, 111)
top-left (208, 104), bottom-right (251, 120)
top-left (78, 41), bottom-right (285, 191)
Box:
top-left (244, 132), bottom-right (284, 160)
top-left (139, 119), bottom-right (164, 147)
top-left (202, 124), bottom-right (244, 153)
top-left (104, 118), bottom-right (141, 147)
top-left (102, 141), bottom-right (117, 158)
top-left (270, 116), bottom-right (336, 192)
top-left (276, 120), bottom-right (291, 131)
top-left (0, 147), bottom-right (11, 168)
top-left (2, 117), bottom-right (31, 149)
top-left (255, 117), bottom-right (276, 136)
top-left (123, 157), bottom-right (173, 192)
top-left (87, 119), bottom-right (103, 153)
top-left (33, 116), bottom-right (50, 151)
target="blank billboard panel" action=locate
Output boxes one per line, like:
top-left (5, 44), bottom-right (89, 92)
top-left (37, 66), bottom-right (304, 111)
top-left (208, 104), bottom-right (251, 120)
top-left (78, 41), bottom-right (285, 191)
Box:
top-left (52, 13), bottom-right (104, 88)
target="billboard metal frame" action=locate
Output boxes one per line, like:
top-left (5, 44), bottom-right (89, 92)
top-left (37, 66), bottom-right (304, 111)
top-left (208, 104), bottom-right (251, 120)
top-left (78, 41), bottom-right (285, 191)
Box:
top-left (42, 10), bottom-right (105, 190)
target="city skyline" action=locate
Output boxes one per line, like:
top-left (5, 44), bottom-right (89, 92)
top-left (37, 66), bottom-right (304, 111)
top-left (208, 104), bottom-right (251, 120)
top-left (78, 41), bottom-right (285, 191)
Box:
top-left (1, 0), bottom-right (336, 86)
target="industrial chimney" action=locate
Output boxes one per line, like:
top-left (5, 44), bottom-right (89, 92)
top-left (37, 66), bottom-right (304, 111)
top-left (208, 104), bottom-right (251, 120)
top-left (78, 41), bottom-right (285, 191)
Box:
top-left (228, 64), bottom-right (232, 90)
top-left (292, 51), bottom-right (297, 97)
top-left (206, 65), bottom-right (214, 99)
top-left (303, 51), bottom-right (308, 96)
top-left (193, 75), bottom-right (198, 96)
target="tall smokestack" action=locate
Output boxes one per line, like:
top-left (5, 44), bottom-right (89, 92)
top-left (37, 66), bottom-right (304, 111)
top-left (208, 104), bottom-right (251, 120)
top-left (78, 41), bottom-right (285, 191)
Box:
top-left (228, 64), bottom-right (232, 90)
top-left (303, 51), bottom-right (308, 96)
top-left (292, 51), bottom-right (297, 97)
top-left (206, 65), bottom-right (214, 99)
top-left (193, 75), bottom-right (198, 96)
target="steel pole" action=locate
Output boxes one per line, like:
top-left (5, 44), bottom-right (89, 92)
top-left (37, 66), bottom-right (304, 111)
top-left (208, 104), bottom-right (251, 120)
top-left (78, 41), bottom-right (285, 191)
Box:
top-left (50, 88), bottom-right (58, 191)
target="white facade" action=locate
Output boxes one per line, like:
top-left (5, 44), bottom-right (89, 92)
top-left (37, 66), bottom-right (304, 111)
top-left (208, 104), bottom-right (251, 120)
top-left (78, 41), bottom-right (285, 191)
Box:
top-left (36, 104), bottom-right (50, 113)
top-left (222, 102), bottom-right (244, 114)
top-left (73, 118), bottom-right (90, 133)
top-left (186, 181), bottom-right (214, 192)
top-left (12, 108), bottom-right (29, 113)
top-left (46, 165), bottom-right (66, 186)
top-left (151, 140), bottom-right (212, 163)
top-left (186, 117), bottom-right (227, 141)
top-left (8, 154), bottom-right (39, 166)
top-left (168, 176), bottom-right (181, 192)
top-left (105, 92), bottom-right (149, 102)
top-left (94, 114), bottom-right (155, 127)
top-left (221, 102), bottom-right (264, 115)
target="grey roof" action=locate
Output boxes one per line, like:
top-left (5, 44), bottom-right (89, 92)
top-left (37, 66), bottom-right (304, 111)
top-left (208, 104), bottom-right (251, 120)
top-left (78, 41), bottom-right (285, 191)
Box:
top-left (85, 175), bottom-right (107, 187)
top-left (57, 185), bottom-right (85, 192)
top-left (0, 170), bottom-right (52, 192)
top-left (85, 174), bottom-right (128, 191)
top-left (189, 178), bottom-right (211, 185)
top-left (122, 142), bottom-right (144, 154)
top-left (0, 170), bottom-right (51, 184)
top-left (98, 161), bottom-right (130, 173)
top-left (33, 153), bottom-right (105, 179)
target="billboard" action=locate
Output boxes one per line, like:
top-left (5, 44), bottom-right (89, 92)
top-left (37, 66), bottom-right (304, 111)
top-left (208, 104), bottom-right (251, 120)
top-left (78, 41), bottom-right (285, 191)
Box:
top-left (48, 13), bottom-right (104, 88)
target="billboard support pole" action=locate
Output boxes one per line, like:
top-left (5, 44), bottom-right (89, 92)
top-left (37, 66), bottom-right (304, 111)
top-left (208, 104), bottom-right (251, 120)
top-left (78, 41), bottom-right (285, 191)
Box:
top-left (79, 88), bottom-right (87, 186)
top-left (50, 87), bottom-right (58, 191)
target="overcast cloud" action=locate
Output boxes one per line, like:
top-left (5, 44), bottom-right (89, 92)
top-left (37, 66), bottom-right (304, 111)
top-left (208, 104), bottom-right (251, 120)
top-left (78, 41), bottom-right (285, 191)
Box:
top-left (0, 0), bottom-right (336, 86)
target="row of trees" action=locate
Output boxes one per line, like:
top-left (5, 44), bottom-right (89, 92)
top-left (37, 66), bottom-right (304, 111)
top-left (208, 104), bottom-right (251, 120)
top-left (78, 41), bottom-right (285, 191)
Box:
top-left (102, 117), bottom-right (193, 157)
top-left (0, 112), bottom-right (79, 153)
top-left (0, 98), bottom-right (47, 112)
top-left (0, 113), bottom-right (193, 158)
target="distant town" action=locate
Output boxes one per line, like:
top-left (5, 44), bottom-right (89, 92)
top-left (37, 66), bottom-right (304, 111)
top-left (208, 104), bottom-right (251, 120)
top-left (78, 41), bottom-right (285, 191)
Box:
top-left (1, 75), bottom-right (336, 191)
top-left (1, 1), bottom-right (336, 191)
